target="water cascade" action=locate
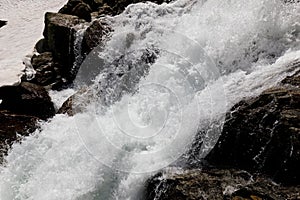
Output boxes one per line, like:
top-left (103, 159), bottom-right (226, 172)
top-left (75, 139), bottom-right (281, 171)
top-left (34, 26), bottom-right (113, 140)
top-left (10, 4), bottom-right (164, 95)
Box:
top-left (0, 0), bottom-right (299, 199)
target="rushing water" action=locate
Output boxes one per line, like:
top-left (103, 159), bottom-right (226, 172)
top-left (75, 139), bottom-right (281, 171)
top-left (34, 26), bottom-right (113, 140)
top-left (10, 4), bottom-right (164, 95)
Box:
top-left (0, 0), bottom-right (300, 199)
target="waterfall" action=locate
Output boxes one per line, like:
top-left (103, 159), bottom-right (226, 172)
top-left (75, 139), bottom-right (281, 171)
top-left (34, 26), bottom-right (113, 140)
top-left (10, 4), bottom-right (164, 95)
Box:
top-left (71, 25), bottom-right (88, 80)
top-left (0, 0), bottom-right (299, 199)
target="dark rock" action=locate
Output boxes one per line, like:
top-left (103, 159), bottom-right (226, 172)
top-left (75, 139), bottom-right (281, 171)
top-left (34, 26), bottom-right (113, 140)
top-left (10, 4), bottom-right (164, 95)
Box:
top-left (145, 169), bottom-right (300, 200)
top-left (205, 67), bottom-right (300, 185)
top-left (34, 38), bottom-right (50, 53)
top-left (0, 110), bottom-right (39, 163)
top-left (82, 20), bottom-right (111, 55)
top-left (97, 4), bottom-right (113, 16)
top-left (59, 0), bottom-right (92, 22)
top-left (43, 12), bottom-right (85, 81)
top-left (31, 52), bottom-right (54, 69)
top-left (282, 70), bottom-right (300, 86)
top-left (57, 95), bottom-right (74, 116)
top-left (0, 20), bottom-right (7, 28)
top-left (71, 2), bottom-right (92, 22)
top-left (0, 82), bottom-right (55, 120)
top-left (31, 52), bottom-right (61, 86)
top-left (21, 52), bottom-right (65, 87)
top-left (82, 0), bottom-right (101, 11)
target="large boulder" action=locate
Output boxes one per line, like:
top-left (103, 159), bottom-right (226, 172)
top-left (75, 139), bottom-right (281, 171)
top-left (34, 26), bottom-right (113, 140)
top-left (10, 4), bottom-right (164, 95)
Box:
top-left (0, 82), bottom-right (55, 120)
top-left (43, 12), bottom-right (86, 82)
top-left (145, 169), bottom-right (300, 200)
top-left (205, 64), bottom-right (300, 185)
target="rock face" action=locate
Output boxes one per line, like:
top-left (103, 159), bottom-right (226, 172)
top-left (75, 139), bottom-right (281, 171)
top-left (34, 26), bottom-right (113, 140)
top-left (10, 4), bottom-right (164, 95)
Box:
top-left (43, 12), bottom-right (86, 82)
top-left (0, 82), bottom-right (55, 119)
top-left (0, 82), bottom-right (55, 163)
top-left (205, 64), bottom-right (300, 185)
top-left (145, 169), bottom-right (300, 200)
top-left (0, 20), bottom-right (7, 28)
top-left (26, 52), bottom-right (64, 87)
top-left (82, 20), bottom-right (111, 54)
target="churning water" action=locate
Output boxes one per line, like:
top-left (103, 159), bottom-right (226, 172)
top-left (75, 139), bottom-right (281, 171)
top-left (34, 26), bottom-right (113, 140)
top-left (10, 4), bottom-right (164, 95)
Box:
top-left (0, 0), bottom-right (300, 199)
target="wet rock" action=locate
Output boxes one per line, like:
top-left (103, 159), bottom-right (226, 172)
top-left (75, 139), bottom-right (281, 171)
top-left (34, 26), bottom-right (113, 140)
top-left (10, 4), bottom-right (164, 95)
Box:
top-left (82, 20), bottom-right (111, 55)
top-left (0, 82), bottom-right (55, 120)
top-left (28, 52), bottom-right (64, 87)
top-left (57, 88), bottom-right (91, 116)
top-left (0, 20), bottom-right (7, 28)
top-left (145, 169), bottom-right (300, 200)
top-left (43, 12), bottom-right (86, 81)
top-left (57, 95), bottom-right (74, 116)
top-left (0, 110), bottom-right (39, 163)
top-left (205, 68), bottom-right (300, 185)
top-left (282, 70), bottom-right (300, 86)
top-left (59, 0), bottom-right (92, 22)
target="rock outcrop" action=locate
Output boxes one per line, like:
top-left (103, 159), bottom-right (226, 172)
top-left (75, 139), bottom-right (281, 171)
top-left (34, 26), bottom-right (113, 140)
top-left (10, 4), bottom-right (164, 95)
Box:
top-left (205, 62), bottom-right (300, 185)
top-left (0, 82), bottom-right (55, 163)
top-left (146, 169), bottom-right (300, 200)
top-left (0, 82), bottom-right (55, 119)
top-left (24, 52), bottom-right (62, 87)
top-left (43, 12), bottom-right (86, 82)
top-left (146, 62), bottom-right (300, 199)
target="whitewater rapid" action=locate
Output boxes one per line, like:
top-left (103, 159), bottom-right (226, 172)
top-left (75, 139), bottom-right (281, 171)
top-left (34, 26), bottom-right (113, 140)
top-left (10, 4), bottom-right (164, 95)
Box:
top-left (0, 0), bottom-right (300, 199)
top-left (0, 0), bottom-right (66, 86)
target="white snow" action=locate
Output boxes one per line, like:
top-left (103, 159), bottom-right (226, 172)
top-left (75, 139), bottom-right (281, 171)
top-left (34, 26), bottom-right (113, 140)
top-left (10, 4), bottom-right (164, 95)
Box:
top-left (0, 0), bottom-right (66, 86)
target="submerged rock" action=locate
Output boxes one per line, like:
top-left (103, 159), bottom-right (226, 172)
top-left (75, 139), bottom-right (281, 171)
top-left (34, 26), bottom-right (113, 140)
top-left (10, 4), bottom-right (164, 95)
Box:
top-left (205, 62), bottom-right (300, 185)
top-left (145, 169), bottom-right (300, 200)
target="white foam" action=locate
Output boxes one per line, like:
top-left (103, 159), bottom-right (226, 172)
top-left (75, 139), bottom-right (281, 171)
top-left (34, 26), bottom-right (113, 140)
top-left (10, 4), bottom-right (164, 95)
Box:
top-left (0, 0), bottom-right (299, 199)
